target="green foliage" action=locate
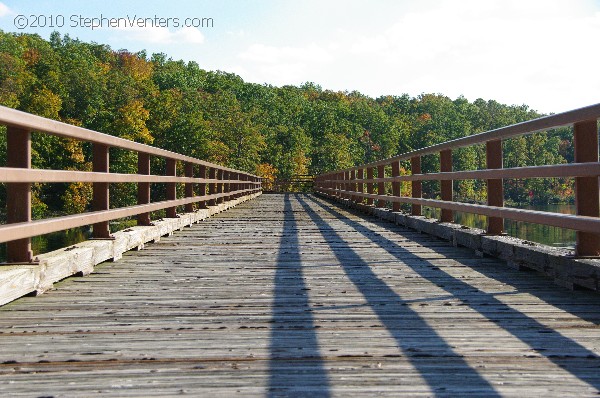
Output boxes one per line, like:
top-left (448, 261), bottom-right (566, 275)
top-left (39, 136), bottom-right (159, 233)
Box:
top-left (0, 29), bottom-right (575, 217)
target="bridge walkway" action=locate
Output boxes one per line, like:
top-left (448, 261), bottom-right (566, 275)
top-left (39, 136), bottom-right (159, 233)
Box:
top-left (0, 194), bottom-right (599, 396)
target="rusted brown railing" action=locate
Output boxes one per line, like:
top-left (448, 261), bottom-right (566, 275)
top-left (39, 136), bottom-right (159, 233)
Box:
top-left (0, 105), bottom-right (262, 263)
top-left (315, 103), bottom-right (600, 257)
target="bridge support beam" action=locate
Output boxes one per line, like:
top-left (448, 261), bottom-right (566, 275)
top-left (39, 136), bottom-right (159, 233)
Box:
top-left (377, 165), bottom-right (385, 208)
top-left (198, 165), bottom-right (207, 208)
top-left (357, 169), bottom-right (364, 205)
top-left (166, 158), bottom-right (178, 218)
top-left (411, 156), bottom-right (422, 216)
top-left (486, 140), bottom-right (504, 235)
top-left (208, 167), bottom-right (217, 206)
top-left (137, 152), bottom-right (152, 226)
top-left (92, 144), bottom-right (111, 239)
top-left (185, 163), bottom-right (194, 213)
top-left (574, 120), bottom-right (600, 257)
top-left (440, 149), bottom-right (453, 223)
top-left (366, 167), bottom-right (374, 205)
top-left (224, 171), bottom-right (230, 201)
top-left (392, 162), bottom-right (401, 212)
top-left (6, 127), bottom-right (34, 263)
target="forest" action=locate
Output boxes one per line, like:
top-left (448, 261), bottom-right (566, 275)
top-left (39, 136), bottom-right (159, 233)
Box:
top-left (0, 30), bottom-right (575, 219)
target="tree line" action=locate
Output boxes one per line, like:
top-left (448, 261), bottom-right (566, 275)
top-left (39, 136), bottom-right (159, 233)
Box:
top-left (0, 30), bottom-right (575, 219)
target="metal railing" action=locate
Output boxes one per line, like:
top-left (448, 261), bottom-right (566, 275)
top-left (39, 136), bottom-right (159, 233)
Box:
top-left (0, 105), bottom-right (262, 263)
top-left (315, 103), bottom-right (600, 257)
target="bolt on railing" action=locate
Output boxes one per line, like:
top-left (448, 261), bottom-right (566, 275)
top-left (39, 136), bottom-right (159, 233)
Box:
top-left (0, 105), bottom-right (262, 263)
top-left (315, 103), bottom-right (600, 257)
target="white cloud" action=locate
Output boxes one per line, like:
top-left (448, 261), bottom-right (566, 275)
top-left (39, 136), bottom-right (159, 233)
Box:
top-left (233, 0), bottom-right (600, 113)
top-left (239, 43), bottom-right (333, 84)
top-left (0, 2), bottom-right (12, 17)
top-left (112, 26), bottom-right (204, 45)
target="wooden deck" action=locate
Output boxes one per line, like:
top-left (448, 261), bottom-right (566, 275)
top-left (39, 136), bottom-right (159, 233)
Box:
top-left (0, 193), bottom-right (599, 397)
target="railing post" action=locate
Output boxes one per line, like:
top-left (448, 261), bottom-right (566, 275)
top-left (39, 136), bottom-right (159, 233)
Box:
top-left (440, 149), bottom-right (453, 222)
top-left (6, 126), bottom-right (34, 263)
top-left (232, 172), bottom-right (238, 199)
top-left (486, 140), bottom-right (504, 234)
top-left (357, 168), bottom-right (364, 204)
top-left (92, 143), bottom-right (111, 238)
top-left (223, 170), bottom-right (229, 202)
top-left (366, 167), bottom-right (374, 205)
top-left (208, 167), bottom-right (217, 206)
top-left (331, 173), bottom-right (335, 197)
top-left (166, 158), bottom-right (177, 218)
top-left (185, 162), bottom-right (194, 213)
top-left (217, 169), bottom-right (224, 204)
top-left (392, 161), bottom-right (401, 212)
top-left (350, 169), bottom-right (356, 203)
top-left (574, 120), bottom-right (600, 256)
top-left (333, 174), bottom-right (337, 197)
top-left (198, 165), bottom-right (207, 209)
top-left (411, 156), bottom-right (422, 216)
top-left (137, 152), bottom-right (152, 226)
top-left (231, 173), bottom-right (240, 199)
top-left (229, 171), bottom-right (234, 200)
top-left (340, 171), bottom-right (350, 199)
top-left (238, 173), bottom-right (244, 196)
top-left (377, 165), bottom-right (385, 208)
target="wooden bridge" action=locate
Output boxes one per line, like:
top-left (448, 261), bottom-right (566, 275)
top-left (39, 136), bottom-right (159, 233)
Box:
top-left (0, 105), bottom-right (599, 396)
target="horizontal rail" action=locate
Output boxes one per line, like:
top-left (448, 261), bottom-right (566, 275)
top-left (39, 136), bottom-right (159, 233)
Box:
top-left (319, 187), bottom-right (600, 234)
top-left (323, 163), bottom-right (600, 183)
top-left (0, 106), bottom-right (258, 177)
top-left (0, 168), bottom-right (262, 184)
top-left (0, 188), bottom-right (258, 244)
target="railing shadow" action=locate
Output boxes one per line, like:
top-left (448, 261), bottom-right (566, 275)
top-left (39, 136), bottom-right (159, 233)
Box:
top-left (307, 194), bottom-right (600, 391)
top-left (296, 195), bottom-right (501, 397)
top-left (268, 194), bottom-right (330, 397)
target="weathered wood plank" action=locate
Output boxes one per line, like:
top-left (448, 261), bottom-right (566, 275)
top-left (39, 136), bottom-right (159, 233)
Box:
top-left (0, 193), bottom-right (261, 305)
top-left (0, 194), bottom-right (599, 397)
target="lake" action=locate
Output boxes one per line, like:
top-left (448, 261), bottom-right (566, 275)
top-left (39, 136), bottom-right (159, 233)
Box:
top-left (423, 203), bottom-right (576, 249)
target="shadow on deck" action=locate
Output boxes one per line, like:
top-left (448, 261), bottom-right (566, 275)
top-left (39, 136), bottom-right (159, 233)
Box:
top-left (0, 193), bottom-right (599, 397)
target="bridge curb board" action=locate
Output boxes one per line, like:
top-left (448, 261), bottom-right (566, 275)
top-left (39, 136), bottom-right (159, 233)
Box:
top-left (0, 192), bottom-right (262, 306)
top-left (317, 193), bottom-right (600, 293)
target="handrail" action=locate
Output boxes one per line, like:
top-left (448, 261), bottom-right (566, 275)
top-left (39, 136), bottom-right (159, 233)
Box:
top-left (315, 103), bottom-right (600, 257)
top-left (0, 106), bottom-right (258, 175)
top-left (0, 105), bottom-right (262, 263)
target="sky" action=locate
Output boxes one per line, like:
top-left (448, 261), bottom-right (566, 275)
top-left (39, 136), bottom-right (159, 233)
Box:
top-left (0, 0), bottom-right (599, 114)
